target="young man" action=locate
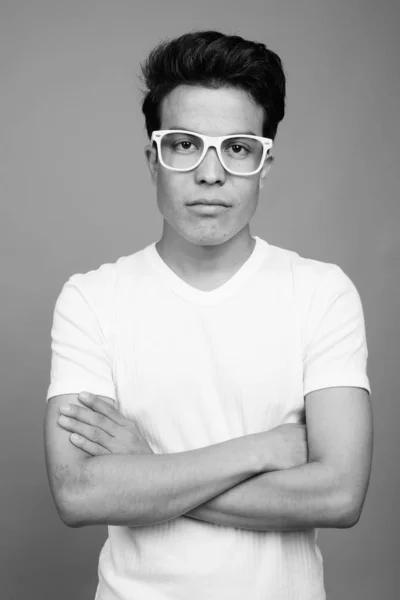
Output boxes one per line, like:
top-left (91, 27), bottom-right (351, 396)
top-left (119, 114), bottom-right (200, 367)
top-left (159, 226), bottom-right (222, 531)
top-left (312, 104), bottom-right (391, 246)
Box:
top-left (44, 31), bottom-right (373, 600)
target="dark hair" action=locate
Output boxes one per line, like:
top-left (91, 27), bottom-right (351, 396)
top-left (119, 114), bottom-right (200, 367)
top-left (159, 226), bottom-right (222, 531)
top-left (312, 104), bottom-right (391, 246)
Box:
top-left (140, 30), bottom-right (286, 140)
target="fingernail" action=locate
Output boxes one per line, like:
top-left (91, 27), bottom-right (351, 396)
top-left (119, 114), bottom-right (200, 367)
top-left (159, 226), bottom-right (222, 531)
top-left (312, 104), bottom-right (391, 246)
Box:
top-left (60, 405), bottom-right (73, 414)
top-left (58, 415), bottom-right (69, 424)
top-left (79, 392), bottom-right (91, 400)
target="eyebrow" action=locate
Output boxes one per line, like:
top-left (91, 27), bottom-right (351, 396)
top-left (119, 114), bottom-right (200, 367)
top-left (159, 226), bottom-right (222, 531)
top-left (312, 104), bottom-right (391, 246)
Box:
top-left (167, 126), bottom-right (259, 136)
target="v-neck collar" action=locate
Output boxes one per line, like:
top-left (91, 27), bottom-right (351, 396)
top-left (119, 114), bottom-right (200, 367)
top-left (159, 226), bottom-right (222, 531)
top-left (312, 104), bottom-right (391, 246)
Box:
top-left (143, 235), bottom-right (270, 305)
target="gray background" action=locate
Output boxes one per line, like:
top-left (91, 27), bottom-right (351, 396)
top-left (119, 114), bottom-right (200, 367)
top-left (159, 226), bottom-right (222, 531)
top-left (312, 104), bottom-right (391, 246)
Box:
top-left (1, 0), bottom-right (399, 598)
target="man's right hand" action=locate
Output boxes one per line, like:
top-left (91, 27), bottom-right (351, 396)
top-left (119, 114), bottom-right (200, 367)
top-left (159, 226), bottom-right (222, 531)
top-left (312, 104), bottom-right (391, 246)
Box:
top-left (259, 423), bottom-right (308, 472)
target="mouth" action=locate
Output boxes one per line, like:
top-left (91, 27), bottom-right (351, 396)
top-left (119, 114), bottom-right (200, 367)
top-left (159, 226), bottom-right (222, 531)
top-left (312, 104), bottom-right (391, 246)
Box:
top-left (186, 199), bottom-right (232, 207)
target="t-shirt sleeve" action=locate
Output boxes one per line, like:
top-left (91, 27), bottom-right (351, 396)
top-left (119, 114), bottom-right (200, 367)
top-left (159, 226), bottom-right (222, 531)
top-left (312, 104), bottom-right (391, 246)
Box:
top-left (46, 276), bottom-right (116, 402)
top-left (303, 264), bottom-right (371, 396)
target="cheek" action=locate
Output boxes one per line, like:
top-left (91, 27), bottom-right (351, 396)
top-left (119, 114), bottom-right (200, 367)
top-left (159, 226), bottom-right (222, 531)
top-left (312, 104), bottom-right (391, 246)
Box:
top-left (156, 173), bottom-right (183, 212)
top-left (235, 180), bottom-right (260, 210)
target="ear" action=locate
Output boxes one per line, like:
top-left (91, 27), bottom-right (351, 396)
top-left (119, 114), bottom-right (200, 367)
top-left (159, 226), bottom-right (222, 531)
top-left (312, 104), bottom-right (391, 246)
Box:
top-left (259, 155), bottom-right (274, 191)
top-left (145, 142), bottom-right (158, 185)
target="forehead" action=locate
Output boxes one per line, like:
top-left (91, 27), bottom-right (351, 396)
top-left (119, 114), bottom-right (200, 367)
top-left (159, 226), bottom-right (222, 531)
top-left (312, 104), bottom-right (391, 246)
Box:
top-left (159, 85), bottom-right (264, 136)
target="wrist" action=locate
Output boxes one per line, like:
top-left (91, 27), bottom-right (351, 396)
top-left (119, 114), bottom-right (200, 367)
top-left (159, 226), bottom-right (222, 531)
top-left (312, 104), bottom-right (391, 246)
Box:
top-left (251, 430), bottom-right (277, 473)
top-left (240, 432), bottom-right (272, 475)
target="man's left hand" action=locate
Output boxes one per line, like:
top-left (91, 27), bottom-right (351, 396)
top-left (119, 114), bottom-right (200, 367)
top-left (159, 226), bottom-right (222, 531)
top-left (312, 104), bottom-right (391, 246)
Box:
top-left (58, 392), bottom-right (154, 457)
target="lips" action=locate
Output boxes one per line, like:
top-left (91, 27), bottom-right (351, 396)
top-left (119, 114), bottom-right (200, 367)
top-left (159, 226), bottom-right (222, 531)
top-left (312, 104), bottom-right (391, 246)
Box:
top-left (187, 199), bottom-right (231, 207)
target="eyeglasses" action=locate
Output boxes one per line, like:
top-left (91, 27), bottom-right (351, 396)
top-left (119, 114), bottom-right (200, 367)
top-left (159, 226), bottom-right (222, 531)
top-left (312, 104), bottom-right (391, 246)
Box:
top-left (151, 130), bottom-right (273, 176)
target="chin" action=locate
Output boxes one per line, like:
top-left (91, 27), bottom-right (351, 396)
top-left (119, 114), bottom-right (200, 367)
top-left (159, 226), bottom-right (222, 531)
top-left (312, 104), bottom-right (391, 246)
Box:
top-left (181, 228), bottom-right (239, 247)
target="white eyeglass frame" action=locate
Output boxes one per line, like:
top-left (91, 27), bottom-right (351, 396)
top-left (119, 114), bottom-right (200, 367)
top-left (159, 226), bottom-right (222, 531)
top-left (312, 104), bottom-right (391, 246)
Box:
top-left (151, 129), bottom-right (273, 176)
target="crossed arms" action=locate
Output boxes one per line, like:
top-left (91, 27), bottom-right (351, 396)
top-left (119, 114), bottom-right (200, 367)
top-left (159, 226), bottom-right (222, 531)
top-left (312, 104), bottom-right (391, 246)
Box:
top-left (44, 386), bottom-right (373, 532)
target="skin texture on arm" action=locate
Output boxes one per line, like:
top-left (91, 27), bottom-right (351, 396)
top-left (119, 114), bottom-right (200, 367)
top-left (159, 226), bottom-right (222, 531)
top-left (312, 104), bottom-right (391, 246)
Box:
top-left (48, 388), bottom-right (372, 531)
top-left (184, 387), bottom-right (373, 530)
top-left (44, 393), bottom-right (274, 528)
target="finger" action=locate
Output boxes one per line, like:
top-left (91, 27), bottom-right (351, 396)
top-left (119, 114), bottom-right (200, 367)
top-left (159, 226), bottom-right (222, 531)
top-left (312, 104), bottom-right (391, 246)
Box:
top-left (78, 392), bottom-right (127, 426)
top-left (58, 415), bottom-right (112, 450)
top-left (59, 404), bottom-right (115, 436)
top-left (69, 433), bottom-right (110, 456)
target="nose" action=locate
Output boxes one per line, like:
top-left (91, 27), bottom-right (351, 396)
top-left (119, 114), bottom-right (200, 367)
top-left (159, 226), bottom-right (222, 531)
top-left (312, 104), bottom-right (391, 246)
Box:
top-left (194, 147), bottom-right (226, 185)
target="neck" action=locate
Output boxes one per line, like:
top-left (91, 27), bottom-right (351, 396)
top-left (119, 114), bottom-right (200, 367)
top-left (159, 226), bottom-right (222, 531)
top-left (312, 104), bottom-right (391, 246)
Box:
top-left (155, 223), bottom-right (256, 286)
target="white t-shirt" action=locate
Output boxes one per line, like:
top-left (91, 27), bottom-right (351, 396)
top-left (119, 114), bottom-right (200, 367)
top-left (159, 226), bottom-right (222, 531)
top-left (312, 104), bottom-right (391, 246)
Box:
top-left (46, 236), bottom-right (370, 600)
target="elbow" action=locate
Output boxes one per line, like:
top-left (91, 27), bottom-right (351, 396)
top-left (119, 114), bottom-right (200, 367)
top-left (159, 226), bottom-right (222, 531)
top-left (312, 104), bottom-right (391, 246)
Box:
top-left (331, 491), bottom-right (362, 529)
top-left (59, 502), bottom-right (88, 528)
top-left (60, 513), bottom-right (85, 528)
top-left (55, 489), bottom-right (89, 528)
top-left (50, 466), bottom-right (93, 528)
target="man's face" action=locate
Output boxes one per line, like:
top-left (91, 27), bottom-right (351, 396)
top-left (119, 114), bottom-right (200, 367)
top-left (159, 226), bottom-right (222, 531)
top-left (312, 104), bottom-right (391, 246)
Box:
top-left (146, 85), bottom-right (271, 246)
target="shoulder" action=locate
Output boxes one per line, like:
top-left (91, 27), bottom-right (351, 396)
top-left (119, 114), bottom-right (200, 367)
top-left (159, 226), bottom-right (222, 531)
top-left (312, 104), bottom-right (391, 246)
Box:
top-left (67, 254), bottom-right (128, 297)
top-left (264, 242), bottom-right (358, 303)
top-left (63, 247), bottom-right (147, 303)
top-left (259, 241), bottom-right (364, 342)
top-left (53, 246), bottom-right (149, 326)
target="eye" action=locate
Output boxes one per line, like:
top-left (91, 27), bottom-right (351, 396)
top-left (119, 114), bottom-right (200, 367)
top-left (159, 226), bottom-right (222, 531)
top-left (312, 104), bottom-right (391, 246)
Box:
top-left (172, 139), bottom-right (199, 152)
top-left (231, 144), bottom-right (246, 154)
top-left (179, 141), bottom-right (194, 150)
top-left (227, 143), bottom-right (251, 156)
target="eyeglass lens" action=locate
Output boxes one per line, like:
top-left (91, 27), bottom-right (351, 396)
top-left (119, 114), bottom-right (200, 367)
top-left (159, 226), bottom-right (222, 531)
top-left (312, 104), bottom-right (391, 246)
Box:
top-left (160, 132), bottom-right (264, 173)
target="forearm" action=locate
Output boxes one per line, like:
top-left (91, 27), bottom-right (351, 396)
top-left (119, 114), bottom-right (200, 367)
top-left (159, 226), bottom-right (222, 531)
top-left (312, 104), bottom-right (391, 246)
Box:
top-left (185, 461), bottom-right (356, 531)
top-left (63, 433), bottom-right (263, 527)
